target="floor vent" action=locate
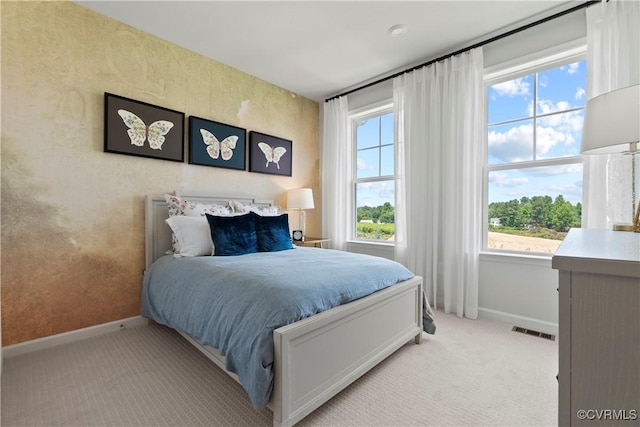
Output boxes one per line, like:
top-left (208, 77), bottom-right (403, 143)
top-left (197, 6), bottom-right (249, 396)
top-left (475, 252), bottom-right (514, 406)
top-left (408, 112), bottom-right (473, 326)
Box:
top-left (512, 326), bottom-right (556, 341)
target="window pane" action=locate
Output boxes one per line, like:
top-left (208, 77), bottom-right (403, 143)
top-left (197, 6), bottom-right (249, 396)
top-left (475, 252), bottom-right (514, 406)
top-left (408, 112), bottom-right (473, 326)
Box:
top-left (536, 110), bottom-right (584, 159)
top-left (380, 113), bottom-right (394, 145)
top-left (488, 120), bottom-right (534, 165)
top-left (380, 145), bottom-right (394, 176)
top-left (536, 60), bottom-right (587, 115)
top-left (488, 164), bottom-right (583, 254)
top-left (488, 75), bottom-right (534, 124)
top-left (355, 180), bottom-right (395, 241)
top-left (357, 147), bottom-right (380, 179)
top-left (356, 117), bottom-right (380, 150)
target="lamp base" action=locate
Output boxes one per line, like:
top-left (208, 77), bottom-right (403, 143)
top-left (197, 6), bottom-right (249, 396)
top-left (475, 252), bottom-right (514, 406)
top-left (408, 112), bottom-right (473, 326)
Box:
top-left (613, 223), bottom-right (635, 232)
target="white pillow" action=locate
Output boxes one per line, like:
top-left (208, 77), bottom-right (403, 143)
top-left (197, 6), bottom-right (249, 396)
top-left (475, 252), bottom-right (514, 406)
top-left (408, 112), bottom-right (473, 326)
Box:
top-left (165, 216), bottom-right (214, 256)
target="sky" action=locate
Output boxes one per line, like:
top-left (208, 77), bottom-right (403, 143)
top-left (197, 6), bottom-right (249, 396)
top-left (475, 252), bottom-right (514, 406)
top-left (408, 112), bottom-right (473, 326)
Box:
top-left (355, 113), bottom-right (395, 209)
top-left (355, 60), bottom-right (586, 209)
top-left (487, 60), bottom-right (586, 205)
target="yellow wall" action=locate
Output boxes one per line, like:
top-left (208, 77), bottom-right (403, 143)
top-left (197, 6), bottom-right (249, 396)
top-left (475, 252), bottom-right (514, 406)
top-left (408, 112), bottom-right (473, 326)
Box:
top-left (1, 1), bottom-right (320, 346)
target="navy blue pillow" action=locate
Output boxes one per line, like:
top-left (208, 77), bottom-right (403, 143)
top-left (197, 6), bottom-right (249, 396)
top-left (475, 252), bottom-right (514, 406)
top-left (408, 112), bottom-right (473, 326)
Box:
top-left (252, 212), bottom-right (294, 252)
top-left (205, 213), bottom-right (257, 256)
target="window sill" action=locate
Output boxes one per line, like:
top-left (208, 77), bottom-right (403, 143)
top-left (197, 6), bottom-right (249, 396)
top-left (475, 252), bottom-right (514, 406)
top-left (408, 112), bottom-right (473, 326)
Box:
top-left (347, 239), bottom-right (395, 247)
top-left (480, 250), bottom-right (552, 267)
top-left (346, 240), bottom-right (395, 260)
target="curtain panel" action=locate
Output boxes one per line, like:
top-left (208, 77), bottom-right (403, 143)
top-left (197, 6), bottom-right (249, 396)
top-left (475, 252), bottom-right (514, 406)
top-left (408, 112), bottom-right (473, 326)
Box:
top-left (321, 96), bottom-right (351, 251)
top-left (393, 48), bottom-right (485, 319)
top-left (583, 0), bottom-right (640, 228)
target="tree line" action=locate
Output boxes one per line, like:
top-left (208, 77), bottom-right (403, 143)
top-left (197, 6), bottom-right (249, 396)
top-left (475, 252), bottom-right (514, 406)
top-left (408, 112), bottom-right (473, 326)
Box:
top-left (357, 195), bottom-right (581, 233)
top-left (357, 202), bottom-right (394, 224)
top-left (489, 195), bottom-right (581, 232)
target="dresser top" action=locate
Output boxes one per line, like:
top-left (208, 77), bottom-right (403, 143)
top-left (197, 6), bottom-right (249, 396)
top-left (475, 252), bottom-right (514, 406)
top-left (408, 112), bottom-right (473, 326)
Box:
top-left (552, 228), bottom-right (640, 277)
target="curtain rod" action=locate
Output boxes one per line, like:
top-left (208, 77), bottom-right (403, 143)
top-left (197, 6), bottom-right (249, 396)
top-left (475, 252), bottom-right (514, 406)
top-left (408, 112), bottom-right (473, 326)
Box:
top-left (325, 0), bottom-right (600, 103)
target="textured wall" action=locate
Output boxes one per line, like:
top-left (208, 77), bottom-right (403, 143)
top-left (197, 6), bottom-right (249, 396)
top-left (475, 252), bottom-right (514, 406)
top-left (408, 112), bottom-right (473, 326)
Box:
top-left (1, 1), bottom-right (320, 345)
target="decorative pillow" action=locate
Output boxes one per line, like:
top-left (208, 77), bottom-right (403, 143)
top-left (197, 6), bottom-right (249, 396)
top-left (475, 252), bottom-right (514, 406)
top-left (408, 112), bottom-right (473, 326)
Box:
top-left (164, 194), bottom-right (231, 253)
top-left (228, 200), bottom-right (247, 214)
top-left (165, 194), bottom-right (188, 217)
top-left (253, 212), bottom-right (294, 252)
top-left (250, 205), bottom-right (280, 216)
top-left (184, 202), bottom-right (231, 217)
top-left (165, 216), bottom-right (214, 256)
top-left (229, 200), bottom-right (279, 216)
top-left (205, 213), bottom-right (258, 256)
top-left (165, 194), bottom-right (231, 217)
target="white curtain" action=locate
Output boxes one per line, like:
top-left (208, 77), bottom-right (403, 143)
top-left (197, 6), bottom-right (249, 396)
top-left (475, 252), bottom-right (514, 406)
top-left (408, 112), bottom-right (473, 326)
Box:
top-left (321, 96), bottom-right (351, 251)
top-left (393, 48), bottom-right (485, 319)
top-left (583, 0), bottom-right (640, 228)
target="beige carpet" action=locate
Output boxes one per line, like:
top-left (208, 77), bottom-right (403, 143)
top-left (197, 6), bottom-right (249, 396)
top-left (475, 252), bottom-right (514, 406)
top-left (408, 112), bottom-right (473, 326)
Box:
top-left (1, 311), bottom-right (557, 427)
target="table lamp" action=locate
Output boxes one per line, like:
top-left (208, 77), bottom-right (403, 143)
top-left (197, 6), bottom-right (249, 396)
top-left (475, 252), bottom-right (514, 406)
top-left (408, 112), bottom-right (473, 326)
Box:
top-left (581, 84), bottom-right (640, 232)
top-left (287, 188), bottom-right (314, 241)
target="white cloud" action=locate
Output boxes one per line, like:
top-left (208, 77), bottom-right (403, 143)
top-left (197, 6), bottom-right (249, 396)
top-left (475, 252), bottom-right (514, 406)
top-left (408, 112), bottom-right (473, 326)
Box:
top-left (536, 125), bottom-right (574, 152)
top-left (357, 181), bottom-right (394, 206)
top-left (538, 75), bottom-right (548, 88)
top-left (357, 157), bottom-right (372, 171)
top-left (537, 99), bottom-right (570, 113)
top-left (488, 124), bottom-right (534, 162)
top-left (575, 87), bottom-right (586, 100)
top-left (525, 163), bottom-right (583, 177)
top-left (489, 112), bottom-right (582, 163)
top-left (561, 62), bottom-right (580, 74)
top-left (489, 172), bottom-right (528, 188)
top-left (491, 78), bottom-right (530, 97)
top-left (537, 99), bottom-right (584, 134)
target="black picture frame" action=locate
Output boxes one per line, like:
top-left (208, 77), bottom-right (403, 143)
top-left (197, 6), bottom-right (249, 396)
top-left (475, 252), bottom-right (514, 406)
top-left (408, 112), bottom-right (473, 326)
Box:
top-left (249, 131), bottom-right (292, 176)
top-left (104, 92), bottom-right (185, 162)
top-left (188, 116), bottom-right (246, 170)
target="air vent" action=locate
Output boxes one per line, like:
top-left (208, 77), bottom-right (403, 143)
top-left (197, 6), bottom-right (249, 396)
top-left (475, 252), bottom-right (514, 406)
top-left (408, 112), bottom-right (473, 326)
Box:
top-left (512, 326), bottom-right (556, 341)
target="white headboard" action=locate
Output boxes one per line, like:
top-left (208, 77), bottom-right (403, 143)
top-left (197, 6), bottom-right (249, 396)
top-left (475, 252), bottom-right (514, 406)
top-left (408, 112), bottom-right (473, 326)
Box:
top-left (144, 191), bottom-right (274, 268)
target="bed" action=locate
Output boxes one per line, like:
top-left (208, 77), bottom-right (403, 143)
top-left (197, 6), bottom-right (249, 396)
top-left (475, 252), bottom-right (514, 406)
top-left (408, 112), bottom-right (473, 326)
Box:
top-left (142, 191), bottom-right (433, 426)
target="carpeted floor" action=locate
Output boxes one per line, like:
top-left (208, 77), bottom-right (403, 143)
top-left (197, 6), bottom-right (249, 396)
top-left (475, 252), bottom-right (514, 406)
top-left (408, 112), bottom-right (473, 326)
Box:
top-left (1, 311), bottom-right (557, 427)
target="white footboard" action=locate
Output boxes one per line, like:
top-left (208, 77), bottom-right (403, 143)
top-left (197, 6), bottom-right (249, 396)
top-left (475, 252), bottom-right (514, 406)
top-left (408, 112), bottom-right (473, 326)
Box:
top-left (270, 276), bottom-right (423, 427)
top-left (173, 276), bottom-right (422, 427)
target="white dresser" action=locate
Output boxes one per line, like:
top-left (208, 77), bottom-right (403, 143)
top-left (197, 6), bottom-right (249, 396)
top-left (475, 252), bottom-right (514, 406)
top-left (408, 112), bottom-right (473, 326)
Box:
top-left (552, 229), bottom-right (640, 426)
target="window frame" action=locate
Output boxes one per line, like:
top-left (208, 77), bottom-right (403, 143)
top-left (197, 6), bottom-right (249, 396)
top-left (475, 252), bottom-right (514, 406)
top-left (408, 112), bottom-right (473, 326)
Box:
top-left (482, 45), bottom-right (586, 257)
top-left (349, 101), bottom-right (396, 244)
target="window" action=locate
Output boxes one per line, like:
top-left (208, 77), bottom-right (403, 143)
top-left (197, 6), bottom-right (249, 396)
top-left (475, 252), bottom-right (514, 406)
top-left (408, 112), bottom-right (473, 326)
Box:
top-left (485, 55), bottom-right (586, 254)
top-left (351, 105), bottom-right (395, 242)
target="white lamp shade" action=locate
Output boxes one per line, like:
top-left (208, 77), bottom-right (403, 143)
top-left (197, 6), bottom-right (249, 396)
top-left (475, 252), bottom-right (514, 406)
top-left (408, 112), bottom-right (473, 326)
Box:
top-left (581, 84), bottom-right (640, 155)
top-left (287, 188), bottom-right (314, 209)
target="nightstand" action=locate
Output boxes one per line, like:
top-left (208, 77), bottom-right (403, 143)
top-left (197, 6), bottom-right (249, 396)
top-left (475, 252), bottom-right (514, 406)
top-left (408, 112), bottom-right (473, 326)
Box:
top-left (294, 238), bottom-right (330, 248)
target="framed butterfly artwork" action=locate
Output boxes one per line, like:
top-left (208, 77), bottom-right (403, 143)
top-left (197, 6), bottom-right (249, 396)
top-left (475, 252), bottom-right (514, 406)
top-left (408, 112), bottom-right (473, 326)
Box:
top-left (104, 92), bottom-right (185, 162)
top-left (188, 116), bottom-right (246, 170)
top-left (249, 131), bottom-right (292, 177)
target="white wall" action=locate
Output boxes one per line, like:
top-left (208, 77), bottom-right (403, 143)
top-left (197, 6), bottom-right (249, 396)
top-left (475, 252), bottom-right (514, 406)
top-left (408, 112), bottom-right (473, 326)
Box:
top-left (339, 7), bottom-right (587, 334)
top-left (478, 254), bottom-right (559, 334)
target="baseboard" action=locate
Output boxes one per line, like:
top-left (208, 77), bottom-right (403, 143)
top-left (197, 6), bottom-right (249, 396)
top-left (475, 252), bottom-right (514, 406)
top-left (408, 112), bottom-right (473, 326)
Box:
top-left (478, 307), bottom-right (558, 335)
top-left (2, 316), bottom-right (146, 359)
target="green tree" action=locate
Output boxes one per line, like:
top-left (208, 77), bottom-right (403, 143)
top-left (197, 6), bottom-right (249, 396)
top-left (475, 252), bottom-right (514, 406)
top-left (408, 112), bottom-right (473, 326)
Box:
top-left (530, 196), bottom-right (553, 228)
top-left (552, 201), bottom-right (576, 231)
top-left (502, 199), bottom-right (520, 227)
top-left (516, 201), bottom-right (532, 228)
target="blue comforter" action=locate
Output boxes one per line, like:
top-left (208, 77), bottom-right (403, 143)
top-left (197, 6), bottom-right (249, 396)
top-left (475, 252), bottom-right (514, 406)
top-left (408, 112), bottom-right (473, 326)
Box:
top-left (140, 247), bottom-right (416, 407)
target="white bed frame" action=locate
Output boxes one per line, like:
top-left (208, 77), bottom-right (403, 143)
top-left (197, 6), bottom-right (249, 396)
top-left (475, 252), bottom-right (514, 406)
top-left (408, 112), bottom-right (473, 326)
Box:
top-left (145, 192), bottom-right (424, 427)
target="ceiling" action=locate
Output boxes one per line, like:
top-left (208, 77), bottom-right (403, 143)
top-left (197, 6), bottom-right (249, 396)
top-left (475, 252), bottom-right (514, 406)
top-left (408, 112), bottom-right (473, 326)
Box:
top-left (75, 1), bottom-right (576, 102)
